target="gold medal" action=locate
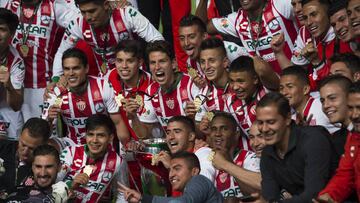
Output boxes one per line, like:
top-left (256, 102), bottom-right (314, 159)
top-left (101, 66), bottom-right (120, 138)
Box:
top-left (205, 111), bottom-right (215, 121)
top-left (194, 97), bottom-right (202, 111)
top-left (20, 44), bottom-right (29, 57)
top-left (100, 63), bottom-right (107, 74)
top-left (54, 97), bottom-right (63, 107)
top-left (188, 68), bottom-right (198, 79)
top-left (115, 94), bottom-right (125, 107)
top-left (135, 94), bottom-right (143, 106)
top-left (83, 165), bottom-right (93, 176)
top-left (0, 65), bottom-right (8, 72)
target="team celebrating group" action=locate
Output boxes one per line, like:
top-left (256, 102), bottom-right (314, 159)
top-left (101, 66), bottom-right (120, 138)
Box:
top-left (0, 0), bottom-right (360, 202)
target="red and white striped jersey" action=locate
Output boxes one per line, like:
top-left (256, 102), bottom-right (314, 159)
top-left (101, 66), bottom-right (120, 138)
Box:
top-left (212, 0), bottom-right (298, 74)
top-left (291, 26), bottom-right (352, 83)
top-left (139, 73), bottom-right (200, 129)
top-left (58, 145), bottom-right (128, 203)
top-left (291, 96), bottom-right (339, 134)
top-left (53, 6), bottom-right (164, 78)
top-left (195, 82), bottom-right (232, 122)
top-left (0, 46), bottom-right (25, 139)
top-left (215, 150), bottom-right (260, 198)
top-left (225, 86), bottom-right (268, 151)
top-left (2, 0), bottom-right (75, 88)
top-left (46, 76), bottom-right (119, 145)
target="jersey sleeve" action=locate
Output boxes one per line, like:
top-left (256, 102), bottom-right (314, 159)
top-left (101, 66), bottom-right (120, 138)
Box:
top-left (211, 12), bottom-right (239, 38)
top-left (138, 93), bottom-right (158, 123)
top-left (195, 147), bottom-right (216, 182)
top-left (242, 151), bottom-right (260, 173)
top-left (291, 31), bottom-right (310, 65)
top-left (102, 80), bottom-right (120, 114)
top-left (54, 0), bottom-right (81, 28)
top-left (57, 146), bottom-right (74, 182)
top-left (122, 6), bottom-right (164, 42)
top-left (52, 18), bottom-right (83, 78)
top-left (224, 41), bottom-right (249, 62)
top-left (10, 56), bottom-right (25, 90)
top-left (272, 0), bottom-right (295, 20)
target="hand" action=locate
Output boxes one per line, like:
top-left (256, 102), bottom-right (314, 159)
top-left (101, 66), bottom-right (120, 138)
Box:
top-left (211, 151), bottom-right (230, 171)
top-left (154, 151), bottom-right (171, 169)
top-left (123, 98), bottom-right (140, 119)
top-left (184, 101), bottom-right (198, 119)
top-left (271, 32), bottom-right (285, 54)
top-left (48, 105), bottom-right (61, 121)
top-left (117, 182), bottom-right (142, 203)
top-left (72, 173), bottom-right (89, 190)
top-left (0, 67), bottom-right (10, 88)
top-left (194, 138), bottom-right (209, 151)
top-left (301, 42), bottom-right (321, 65)
top-left (313, 193), bottom-right (337, 203)
top-left (199, 116), bottom-right (211, 136)
top-left (52, 181), bottom-right (69, 203)
top-left (193, 76), bottom-right (207, 89)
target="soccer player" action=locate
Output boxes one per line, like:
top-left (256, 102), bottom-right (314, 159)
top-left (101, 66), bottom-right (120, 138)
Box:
top-left (0, 8), bottom-right (25, 140)
top-left (57, 114), bottom-right (129, 202)
top-left (1, 0), bottom-right (78, 121)
top-left (197, 0), bottom-right (298, 74)
top-left (330, 52), bottom-right (360, 82)
top-left (133, 40), bottom-right (200, 138)
top-left (52, 0), bottom-right (163, 79)
top-left (47, 48), bottom-right (129, 146)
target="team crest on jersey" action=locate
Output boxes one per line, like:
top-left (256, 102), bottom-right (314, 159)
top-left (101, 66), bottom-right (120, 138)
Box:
top-left (76, 100), bottom-right (86, 111)
top-left (219, 172), bottom-right (228, 183)
top-left (166, 98), bottom-right (175, 109)
top-left (95, 103), bottom-right (105, 113)
top-left (102, 171), bottom-right (112, 182)
top-left (93, 91), bottom-right (101, 100)
top-left (41, 15), bottom-right (50, 25)
top-left (268, 19), bottom-right (280, 31)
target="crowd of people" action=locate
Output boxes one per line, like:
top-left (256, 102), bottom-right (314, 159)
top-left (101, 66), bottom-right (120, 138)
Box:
top-left (0, 0), bottom-right (360, 202)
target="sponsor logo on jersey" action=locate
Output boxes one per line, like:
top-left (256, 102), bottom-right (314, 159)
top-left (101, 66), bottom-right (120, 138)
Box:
top-left (40, 15), bottom-right (51, 25)
top-left (83, 29), bottom-right (92, 39)
top-left (17, 24), bottom-right (48, 38)
top-left (268, 18), bottom-right (280, 31)
top-left (245, 36), bottom-right (273, 50)
top-left (222, 186), bottom-right (242, 198)
top-left (95, 103), bottom-right (105, 113)
top-left (65, 117), bottom-right (87, 127)
top-left (102, 171), bottom-right (112, 182)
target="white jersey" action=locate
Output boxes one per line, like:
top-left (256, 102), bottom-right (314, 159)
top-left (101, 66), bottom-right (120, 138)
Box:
top-left (215, 150), bottom-right (260, 198)
top-left (212, 0), bottom-right (298, 74)
top-left (291, 96), bottom-right (339, 134)
top-left (43, 76), bottom-right (120, 145)
top-left (139, 73), bottom-right (200, 129)
top-left (194, 147), bottom-right (216, 182)
top-left (53, 6), bottom-right (164, 78)
top-left (0, 46), bottom-right (25, 140)
top-left (57, 145), bottom-right (128, 202)
top-left (224, 41), bottom-right (249, 62)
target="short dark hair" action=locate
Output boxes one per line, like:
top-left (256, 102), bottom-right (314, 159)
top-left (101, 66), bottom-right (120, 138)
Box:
top-left (62, 48), bottom-right (88, 67)
top-left (329, 0), bottom-right (348, 17)
top-left (318, 74), bottom-right (352, 93)
top-left (199, 37), bottom-right (226, 58)
top-left (229, 56), bottom-right (257, 76)
top-left (168, 116), bottom-right (195, 133)
top-left (75, 0), bottom-right (104, 6)
top-left (171, 151), bottom-right (200, 171)
top-left (33, 144), bottom-right (60, 165)
top-left (211, 111), bottom-right (238, 132)
top-left (281, 65), bottom-right (310, 85)
top-left (114, 39), bottom-right (144, 59)
top-left (349, 81), bottom-right (360, 95)
top-left (86, 114), bottom-right (115, 135)
top-left (179, 15), bottom-right (206, 34)
top-left (146, 40), bottom-right (174, 60)
top-left (0, 8), bottom-right (19, 34)
top-left (257, 92), bottom-right (291, 118)
top-left (22, 118), bottom-right (51, 142)
top-left (301, 0), bottom-right (330, 8)
top-left (330, 53), bottom-right (360, 75)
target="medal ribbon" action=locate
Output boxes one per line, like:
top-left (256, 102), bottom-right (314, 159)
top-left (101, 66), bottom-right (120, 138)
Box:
top-left (20, 1), bottom-right (41, 45)
top-left (247, 2), bottom-right (267, 55)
